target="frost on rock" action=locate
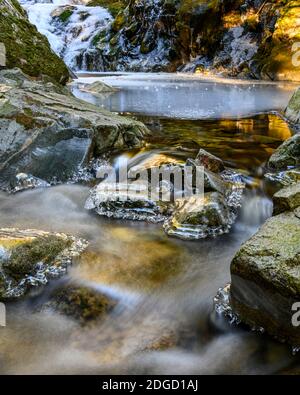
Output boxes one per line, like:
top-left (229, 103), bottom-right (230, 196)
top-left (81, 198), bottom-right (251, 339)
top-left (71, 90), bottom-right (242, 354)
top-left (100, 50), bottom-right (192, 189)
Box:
top-left (0, 228), bottom-right (89, 300)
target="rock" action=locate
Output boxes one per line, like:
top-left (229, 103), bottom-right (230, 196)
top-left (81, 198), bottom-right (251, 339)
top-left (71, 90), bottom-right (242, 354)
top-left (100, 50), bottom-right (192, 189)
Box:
top-left (0, 69), bottom-right (148, 190)
top-left (273, 182), bottom-right (300, 215)
top-left (163, 192), bottom-right (236, 240)
top-left (230, 210), bottom-right (300, 347)
top-left (268, 134), bottom-right (300, 170)
top-left (0, 0), bottom-right (69, 83)
top-left (41, 282), bottom-right (116, 325)
top-left (285, 88), bottom-right (300, 126)
top-left (82, 81), bottom-right (118, 94)
top-left (85, 181), bottom-right (172, 223)
top-left (195, 149), bottom-right (225, 173)
top-left (264, 169), bottom-right (300, 189)
top-left (0, 228), bottom-right (88, 301)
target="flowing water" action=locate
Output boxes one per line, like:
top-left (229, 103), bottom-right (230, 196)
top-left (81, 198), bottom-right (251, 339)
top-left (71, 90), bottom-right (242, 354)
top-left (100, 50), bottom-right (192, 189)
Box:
top-left (19, 0), bottom-right (112, 70)
top-left (0, 73), bottom-right (300, 374)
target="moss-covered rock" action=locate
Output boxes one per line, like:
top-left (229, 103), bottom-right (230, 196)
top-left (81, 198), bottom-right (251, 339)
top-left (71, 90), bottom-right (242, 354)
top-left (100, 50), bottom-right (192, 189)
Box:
top-left (0, 0), bottom-right (69, 83)
top-left (268, 133), bottom-right (300, 170)
top-left (43, 283), bottom-right (116, 325)
top-left (230, 209), bottom-right (300, 346)
top-left (163, 191), bottom-right (235, 240)
top-left (0, 228), bottom-right (88, 301)
top-left (273, 182), bottom-right (300, 215)
top-left (285, 88), bottom-right (300, 126)
top-left (86, 0), bottom-right (126, 17)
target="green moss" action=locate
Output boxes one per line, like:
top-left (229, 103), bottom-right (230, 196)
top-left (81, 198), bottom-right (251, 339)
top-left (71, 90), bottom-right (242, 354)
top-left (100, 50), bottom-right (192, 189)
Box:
top-left (48, 285), bottom-right (115, 324)
top-left (57, 9), bottom-right (73, 23)
top-left (0, 1), bottom-right (69, 84)
top-left (86, 0), bottom-right (127, 17)
top-left (3, 236), bottom-right (71, 281)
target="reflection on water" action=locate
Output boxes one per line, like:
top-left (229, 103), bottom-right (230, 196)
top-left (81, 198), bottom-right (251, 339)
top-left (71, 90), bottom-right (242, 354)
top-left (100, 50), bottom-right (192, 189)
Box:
top-left (73, 73), bottom-right (296, 119)
top-left (137, 114), bottom-right (292, 172)
top-left (0, 76), bottom-right (299, 374)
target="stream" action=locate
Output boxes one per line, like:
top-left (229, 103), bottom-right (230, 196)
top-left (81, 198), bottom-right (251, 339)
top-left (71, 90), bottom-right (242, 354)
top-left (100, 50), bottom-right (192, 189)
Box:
top-left (0, 73), bottom-right (299, 374)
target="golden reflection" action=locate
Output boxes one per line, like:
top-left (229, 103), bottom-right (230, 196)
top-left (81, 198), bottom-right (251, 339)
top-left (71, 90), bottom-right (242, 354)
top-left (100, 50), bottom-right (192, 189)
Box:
top-left (72, 226), bottom-right (186, 291)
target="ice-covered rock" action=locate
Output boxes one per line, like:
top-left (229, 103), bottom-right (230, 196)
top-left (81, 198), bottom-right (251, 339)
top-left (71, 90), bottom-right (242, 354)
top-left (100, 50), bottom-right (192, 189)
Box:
top-left (0, 228), bottom-right (88, 300)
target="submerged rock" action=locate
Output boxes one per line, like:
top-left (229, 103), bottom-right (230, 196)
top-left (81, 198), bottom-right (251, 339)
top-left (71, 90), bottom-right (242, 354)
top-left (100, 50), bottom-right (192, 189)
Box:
top-left (163, 192), bottom-right (235, 240)
top-left (268, 134), bottom-right (300, 170)
top-left (273, 182), bottom-right (300, 215)
top-left (0, 69), bottom-right (148, 190)
top-left (0, 228), bottom-right (88, 301)
top-left (230, 210), bottom-right (300, 347)
top-left (41, 282), bottom-right (116, 325)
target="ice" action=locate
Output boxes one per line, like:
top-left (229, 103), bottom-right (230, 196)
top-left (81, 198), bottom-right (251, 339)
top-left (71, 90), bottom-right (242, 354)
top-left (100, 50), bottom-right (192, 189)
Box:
top-left (73, 72), bottom-right (297, 120)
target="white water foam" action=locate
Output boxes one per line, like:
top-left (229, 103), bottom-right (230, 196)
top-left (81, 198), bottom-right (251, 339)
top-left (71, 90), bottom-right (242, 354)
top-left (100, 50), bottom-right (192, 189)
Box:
top-left (19, 0), bottom-right (112, 70)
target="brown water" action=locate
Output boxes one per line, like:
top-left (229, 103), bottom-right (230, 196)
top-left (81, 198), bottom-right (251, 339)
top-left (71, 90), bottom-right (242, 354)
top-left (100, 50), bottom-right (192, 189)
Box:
top-left (0, 82), bottom-right (299, 374)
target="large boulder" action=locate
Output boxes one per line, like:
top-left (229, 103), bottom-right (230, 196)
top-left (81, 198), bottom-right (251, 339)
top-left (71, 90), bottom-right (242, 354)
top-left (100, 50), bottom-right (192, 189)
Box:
top-left (0, 0), bottom-right (69, 83)
top-left (0, 69), bottom-right (148, 190)
top-left (0, 228), bottom-right (88, 301)
top-left (230, 185), bottom-right (300, 346)
top-left (268, 133), bottom-right (300, 170)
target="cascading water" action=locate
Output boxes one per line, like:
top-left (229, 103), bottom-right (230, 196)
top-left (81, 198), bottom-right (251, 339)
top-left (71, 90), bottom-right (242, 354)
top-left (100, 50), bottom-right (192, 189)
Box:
top-left (18, 0), bottom-right (112, 70)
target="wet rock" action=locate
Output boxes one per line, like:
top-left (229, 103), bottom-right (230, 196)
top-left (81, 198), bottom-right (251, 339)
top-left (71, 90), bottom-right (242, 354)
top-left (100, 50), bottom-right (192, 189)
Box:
top-left (273, 182), bottom-right (300, 215)
top-left (163, 192), bottom-right (236, 240)
top-left (11, 173), bottom-right (50, 193)
top-left (0, 0), bottom-right (69, 83)
top-left (195, 149), bottom-right (225, 173)
top-left (0, 228), bottom-right (88, 301)
top-left (268, 134), bottom-right (300, 170)
top-left (42, 282), bottom-right (116, 325)
top-left (85, 181), bottom-right (172, 222)
top-left (285, 88), bottom-right (300, 127)
top-left (230, 210), bottom-right (300, 347)
top-left (0, 69), bottom-right (148, 190)
top-left (264, 169), bottom-right (300, 189)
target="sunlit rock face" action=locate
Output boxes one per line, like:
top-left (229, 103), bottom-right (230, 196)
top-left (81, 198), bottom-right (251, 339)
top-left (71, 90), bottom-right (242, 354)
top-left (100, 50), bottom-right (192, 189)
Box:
top-left (285, 88), bottom-right (300, 127)
top-left (0, 68), bottom-right (148, 191)
top-left (0, 228), bottom-right (88, 300)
